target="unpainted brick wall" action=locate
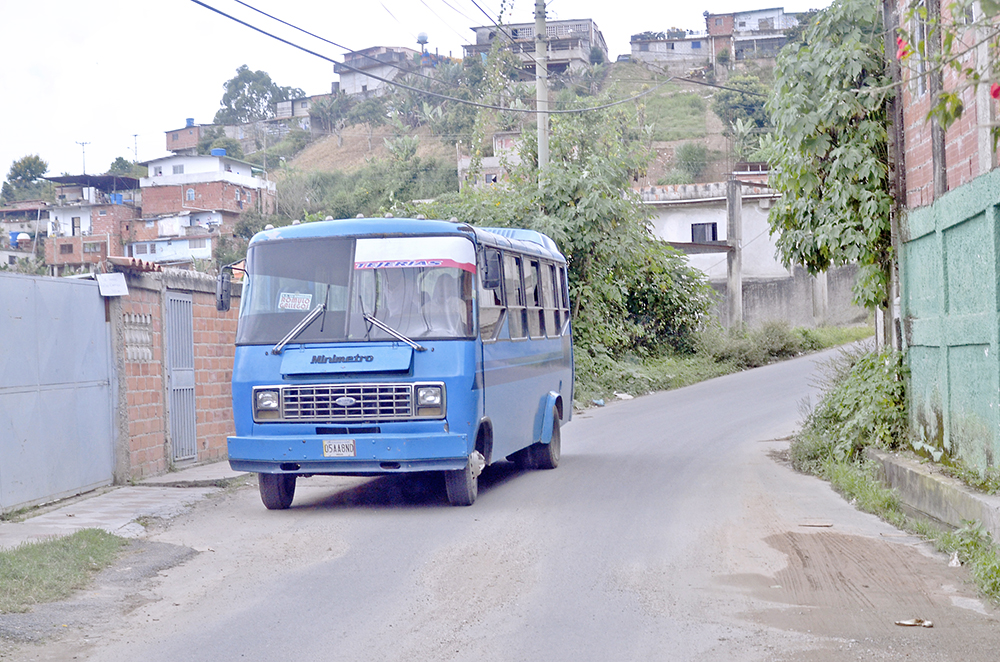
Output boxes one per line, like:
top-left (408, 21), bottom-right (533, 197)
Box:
top-left (115, 269), bottom-right (239, 479)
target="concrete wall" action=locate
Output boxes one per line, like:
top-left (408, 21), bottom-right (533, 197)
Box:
top-left (712, 265), bottom-right (867, 329)
top-left (901, 167), bottom-right (1000, 472)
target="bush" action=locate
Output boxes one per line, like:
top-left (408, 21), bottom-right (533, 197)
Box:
top-left (623, 240), bottom-right (714, 354)
top-left (697, 320), bottom-right (813, 368)
top-left (790, 346), bottom-right (908, 470)
top-left (657, 169), bottom-right (694, 186)
top-left (674, 142), bottom-right (709, 180)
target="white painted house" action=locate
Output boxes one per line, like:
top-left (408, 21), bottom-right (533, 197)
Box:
top-left (641, 182), bottom-right (866, 328)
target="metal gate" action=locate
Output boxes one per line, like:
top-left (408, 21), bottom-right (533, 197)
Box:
top-left (0, 273), bottom-right (115, 512)
top-left (166, 292), bottom-right (197, 461)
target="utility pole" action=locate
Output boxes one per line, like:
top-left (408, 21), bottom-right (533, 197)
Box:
top-left (76, 141), bottom-right (90, 174)
top-left (534, 0), bottom-right (549, 177)
top-left (132, 134), bottom-right (139, 165)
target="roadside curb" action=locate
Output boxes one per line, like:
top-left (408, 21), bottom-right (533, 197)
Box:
top-left (867, 449), bottom-right (1000, 540)
top-left (134, 474), bottom-right (250, 489)
top-left (138, 461), bottom-right (250, 490)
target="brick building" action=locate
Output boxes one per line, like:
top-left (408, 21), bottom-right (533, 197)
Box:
top-left (703, 7), bottom-right (801, 67)
top-left (41, 175), bottom-right (141, 275)
top-left (135, 153), bottom-right (276, 265)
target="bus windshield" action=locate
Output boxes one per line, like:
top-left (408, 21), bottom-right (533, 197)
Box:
top-left (236, 235), bottom-right (476, 345)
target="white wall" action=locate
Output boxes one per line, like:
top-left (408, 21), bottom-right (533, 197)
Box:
top-left (647, 196), bottom-right (791, 281)
top-left (49, 205), bottom-right (93, 236)
top-left (141, 155), bottom-right (261, 188)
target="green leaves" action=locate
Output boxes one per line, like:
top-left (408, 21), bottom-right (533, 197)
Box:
top-left (213, 65), bottom-right (305, 125)
top-left (764, 0), bottom-right (893, 310)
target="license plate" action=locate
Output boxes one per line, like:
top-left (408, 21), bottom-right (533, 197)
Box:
top-left (323, 439), bottom-right (356, 457)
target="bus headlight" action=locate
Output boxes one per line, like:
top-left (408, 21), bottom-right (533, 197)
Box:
top-left (255, 389), bottom-right (281, 420)
top-left (416, 385), bottom-right (444, 418)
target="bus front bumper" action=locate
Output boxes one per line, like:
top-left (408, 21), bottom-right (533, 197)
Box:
top-left (227, 432), bottom-right (470, 475)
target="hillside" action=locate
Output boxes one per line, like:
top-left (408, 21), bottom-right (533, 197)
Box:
top-left (290, 124), bottom-right (457, 173)
top-left (285, 61), bottom-right (750, 186)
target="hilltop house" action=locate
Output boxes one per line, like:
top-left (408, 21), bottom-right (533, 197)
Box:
top-left (463, 18), bottom-right (608, 76)
top-left (133, 153), bottom-right (275, 266)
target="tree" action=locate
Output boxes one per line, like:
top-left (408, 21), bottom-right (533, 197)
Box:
top-left (348, 97), bottom-right (387, 152)
top-left (399, 99), bottom-right (712, 357)
top-left (2, 155), bottom-right (52, 204)
top-left (105, 157), bottom-right (147, 178)
top-left (589, 47), bottom-right (605, 65)
top-left (762, 0), bottom-right (894, 310)
top-left (208, 137), bottom-right (244, 160)
top-left (710, 73), bottom-right (769, 136)
top-left (309, 92), bottom-right (355, 147)
top-left (213, 65), bottom-right (305, 125)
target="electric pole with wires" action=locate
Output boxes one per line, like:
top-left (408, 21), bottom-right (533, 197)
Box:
top-left (535, 0), bottom-right (548, 176)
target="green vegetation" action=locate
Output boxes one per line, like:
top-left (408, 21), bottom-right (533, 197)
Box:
top-left (763, 0), bottom-right (894, 310)
top-left (213, 65), bottom-right (305, 125)
top-left (575, 322), bottom-right (873, 406)
top-left (0, 529), bottom-right (127, 613)
top-left (1, 154), bottom-right (53, 205)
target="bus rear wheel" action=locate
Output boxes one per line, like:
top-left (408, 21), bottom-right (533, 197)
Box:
top-left (530, 407), bottom-right (561, 470)
top-left (259, 473), bottom-right (296, 510)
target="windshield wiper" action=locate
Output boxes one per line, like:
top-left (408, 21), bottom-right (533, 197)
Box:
top-left (271, 303), bottom-right (326, 355)
top-left (363, 314), bottom-right (428, 352)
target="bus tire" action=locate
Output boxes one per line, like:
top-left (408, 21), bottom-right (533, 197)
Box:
top-left (531, 407), bottom-right (561, 470)
top-left (445, 462), bottom-right (478, 506)
top-left (259, 473), bottom-right (296, 510)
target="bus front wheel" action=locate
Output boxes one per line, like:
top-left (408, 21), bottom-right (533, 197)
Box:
top-left (259, 473), bottom-right (296, 510)
top-left (445, 453), bottom-right (482, 506)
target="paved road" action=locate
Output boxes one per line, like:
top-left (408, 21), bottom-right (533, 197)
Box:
top-left (27, 347), bottom-right (1000, 661)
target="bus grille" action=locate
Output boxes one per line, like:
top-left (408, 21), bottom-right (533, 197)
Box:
top-left (282, 384), bottom-right (413, 422)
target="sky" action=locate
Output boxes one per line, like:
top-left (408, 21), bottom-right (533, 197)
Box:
top-left (0, 0), bottom-right (828, 182)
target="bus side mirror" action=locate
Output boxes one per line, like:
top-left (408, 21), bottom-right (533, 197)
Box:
top-left (216, 272), bottom-right (232, 312)
top-left (482, 250), bottom-right (501, 290)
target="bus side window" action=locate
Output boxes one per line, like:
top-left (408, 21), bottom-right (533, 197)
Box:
top-left (504, 253), bottom-right (526, 339)
top-left (526, 259), bottom-right (544, 338)
top-left (558, 265), bottom-right (570, 333)
top-left (479, 248), bottom-right (504, 340)
top-left (542, 263), bottom-right (558, 337)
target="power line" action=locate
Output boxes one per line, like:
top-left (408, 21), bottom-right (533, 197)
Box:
top-left (466, 0), bottom-right (545, 71)
top-left (232, 0), bottom-right (444, 87)
top-left (191, 0), bottom-right (674, 115)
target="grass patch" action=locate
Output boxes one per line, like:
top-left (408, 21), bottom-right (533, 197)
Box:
top-left (574, 322), bottom-right (873, 407)
top-left (0, 529), bottom-right (128, 613)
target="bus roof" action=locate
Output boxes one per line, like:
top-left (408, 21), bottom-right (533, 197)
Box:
top-left (248, 218), bottom-right (566, 263)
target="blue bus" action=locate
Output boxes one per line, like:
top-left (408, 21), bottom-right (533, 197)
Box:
top-left (218, 217), bottom-right (574, 508)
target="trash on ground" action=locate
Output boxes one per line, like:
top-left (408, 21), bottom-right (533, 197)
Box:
top-left (894, 618), bottom-right (933, 628)
top-left (591, 399), bottom-right (605, 407)
top-left (614, 392), bottom-right (634, 400)
top-left (948, 551), bottom-right (961, 567)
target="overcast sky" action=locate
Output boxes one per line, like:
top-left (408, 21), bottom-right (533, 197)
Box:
top-left (0, 0), bottom-right (828, 182)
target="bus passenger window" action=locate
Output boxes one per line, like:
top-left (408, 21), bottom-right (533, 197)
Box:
top-left (542, 263), bottom-right (558, 337)
top-left (479, 248), bottom-right (504, 340)
top-left (557, 265), bottom-right (570, 332)
top-left (504, 254), bottom-right (526, 339)
top-left (526, 260), bottom-right (544, 338)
